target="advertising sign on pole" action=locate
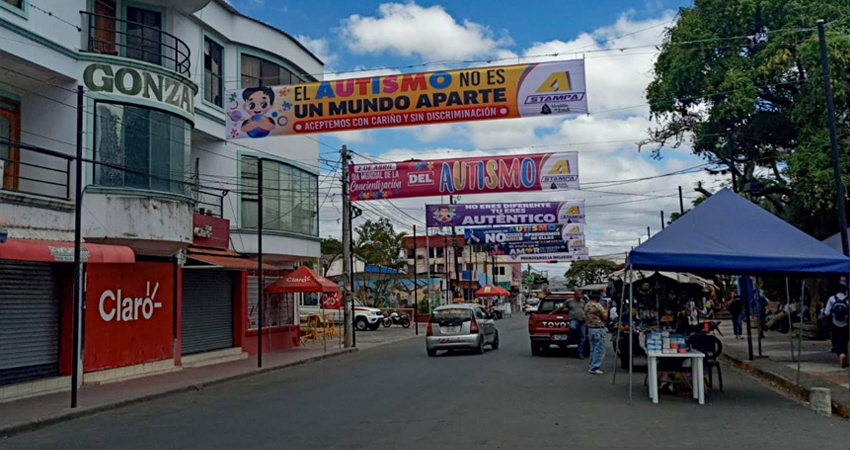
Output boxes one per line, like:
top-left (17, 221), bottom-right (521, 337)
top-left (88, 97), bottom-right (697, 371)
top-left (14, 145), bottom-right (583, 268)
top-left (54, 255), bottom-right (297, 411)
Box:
top-left (464, 223), bottom-right (585, 246)
top-left (426, 201), bottom-right (584, 227)
top-left (224, 60), bottom-right (587, 139)
top-left (349, 152), bottom-right (578, 201)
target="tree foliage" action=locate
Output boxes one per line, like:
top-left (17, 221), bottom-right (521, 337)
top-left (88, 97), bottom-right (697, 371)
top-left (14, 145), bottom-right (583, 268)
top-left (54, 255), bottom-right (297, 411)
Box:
top-left (354, 218), bottom-right (407, 270)
top-left (644, 0), bottom-right (850, 237)
top-left (319, 237), bottom-right (343, 276)
top-left (564, 259), bottom-right (617, 288)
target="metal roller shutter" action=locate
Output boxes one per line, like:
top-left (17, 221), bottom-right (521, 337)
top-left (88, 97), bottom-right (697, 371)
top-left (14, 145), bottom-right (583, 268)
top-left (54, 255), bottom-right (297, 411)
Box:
top-left (181, 271), bottom-right (233, 355)
top-left (0, 261), bottom-right (59, 386)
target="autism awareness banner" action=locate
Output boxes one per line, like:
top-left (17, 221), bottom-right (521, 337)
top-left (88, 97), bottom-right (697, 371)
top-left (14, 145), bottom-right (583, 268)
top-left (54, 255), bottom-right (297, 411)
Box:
top-left (464, 224), bottom-right (585, 246)
top-left (224, 60), bottom-right (587, 139)
top-left (426, 201), bottom-right (585, 227)
top-left (349, 152), bottom-right (579, 201)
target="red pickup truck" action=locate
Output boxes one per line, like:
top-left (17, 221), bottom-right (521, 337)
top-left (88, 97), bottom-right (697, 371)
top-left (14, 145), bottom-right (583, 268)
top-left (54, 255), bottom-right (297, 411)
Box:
top-left (528, 294), bottom-right (575, 356)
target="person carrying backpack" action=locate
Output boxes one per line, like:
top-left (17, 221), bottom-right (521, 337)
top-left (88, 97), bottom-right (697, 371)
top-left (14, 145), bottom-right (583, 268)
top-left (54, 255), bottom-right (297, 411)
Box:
top-left (823, 277), bottom-right (850, 368)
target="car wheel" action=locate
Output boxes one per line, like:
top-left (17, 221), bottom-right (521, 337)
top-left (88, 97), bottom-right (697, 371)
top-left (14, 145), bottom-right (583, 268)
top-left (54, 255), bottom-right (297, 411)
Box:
top-left (355, 318), bottom-right (368, 331)
top-left (427, 348), bottom-right (437, 357)
top-left (531, 341), bottom-right (541, 356)
top-left (369, 323), bottom-right (381, 331)
top-left (475, 337), bottom-right (485, 355)
top-left (491, 331), bottom-right (500, 350)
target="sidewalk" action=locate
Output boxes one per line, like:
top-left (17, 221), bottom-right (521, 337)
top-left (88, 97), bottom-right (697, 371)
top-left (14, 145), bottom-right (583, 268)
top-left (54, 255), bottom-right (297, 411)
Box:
top-left (0, 346), bottom-right (356, 438)
top-left (718, 321), bottom-right (850, 417)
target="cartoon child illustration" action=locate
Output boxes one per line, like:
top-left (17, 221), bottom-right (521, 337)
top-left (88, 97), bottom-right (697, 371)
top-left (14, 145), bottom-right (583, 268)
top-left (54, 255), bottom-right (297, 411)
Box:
top-left (240, 87), bottom-right (276, 138)
top-left (433, 205), bottom-right (455, 224)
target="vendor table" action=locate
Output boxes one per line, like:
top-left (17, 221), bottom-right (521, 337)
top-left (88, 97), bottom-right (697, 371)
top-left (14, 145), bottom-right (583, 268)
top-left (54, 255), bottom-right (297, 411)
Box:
top-left (646, 350), bottom-right (705, 405)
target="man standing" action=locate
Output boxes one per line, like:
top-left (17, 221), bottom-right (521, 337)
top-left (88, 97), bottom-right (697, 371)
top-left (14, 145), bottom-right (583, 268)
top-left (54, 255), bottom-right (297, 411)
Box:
top-left (823, 277), bottom-right (849, 369)
top-left (567, 290), bottom-right (588, 359)
top-left (585, 293), bottom-right (608, 374)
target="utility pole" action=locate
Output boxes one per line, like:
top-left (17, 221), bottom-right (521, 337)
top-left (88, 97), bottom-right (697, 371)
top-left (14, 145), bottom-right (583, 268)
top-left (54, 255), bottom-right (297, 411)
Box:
top-left (413, 225), bottom-right (418, 335)
top-left (647, 227), bottom-right (650, 240)
top-left (70, 86), bottom-right (84, 408)
top-left (450, 196), bottom-right (461, 300)
top-left (727, 129), bottom-right (738, 193)
top-left (425, 226), bottom-right (431, 311)
top-left (678, 186), bottom-right (684, 214)
top-left (341, 145), bottom-right (353, 347)
top-left (818, 19), bottom-right (850, 257)
top-left (660, 211), bottom-right (665, 229)
top-left (443, 229), bottom-right (450, 304)
top-left (257, 159), bottom-right (264, 367)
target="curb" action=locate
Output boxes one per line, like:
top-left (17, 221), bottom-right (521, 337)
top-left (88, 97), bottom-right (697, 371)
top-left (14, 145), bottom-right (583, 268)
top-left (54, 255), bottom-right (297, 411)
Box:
top-left (721, 353), bottom-right (849, 419)
top-left (1, 348), bottom-right (358, 439)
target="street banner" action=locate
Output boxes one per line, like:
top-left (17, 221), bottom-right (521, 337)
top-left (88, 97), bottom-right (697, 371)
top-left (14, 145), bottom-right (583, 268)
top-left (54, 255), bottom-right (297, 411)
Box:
top-left (350, 152), bottom-right (579, 201)
top-left (506, 251), bottom-right (589, 262)
top-left (426, 201), bottom-right (584, 227)
top-left (481, 237), bottom-right (586, 255)
top-left (224, 59), bottom-right (587, 140)
top-left (464, 223), bottom-right (585, 246)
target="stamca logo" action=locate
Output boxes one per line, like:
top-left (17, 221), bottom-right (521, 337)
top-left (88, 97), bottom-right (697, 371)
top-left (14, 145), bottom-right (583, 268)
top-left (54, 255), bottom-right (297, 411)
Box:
top-left (547, 159), bottom-right (572, 175)
top-left (99, 281), bottom-right (162, 322)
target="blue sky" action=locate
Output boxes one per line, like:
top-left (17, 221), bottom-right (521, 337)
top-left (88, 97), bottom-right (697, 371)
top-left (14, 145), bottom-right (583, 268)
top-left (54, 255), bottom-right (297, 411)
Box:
top-left (227, 0), bottom-right (714, 273)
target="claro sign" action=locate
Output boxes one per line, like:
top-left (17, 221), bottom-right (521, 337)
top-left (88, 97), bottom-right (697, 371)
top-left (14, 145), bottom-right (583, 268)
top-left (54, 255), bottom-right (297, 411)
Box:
top-left (84, 262), bottom-right (174, 372)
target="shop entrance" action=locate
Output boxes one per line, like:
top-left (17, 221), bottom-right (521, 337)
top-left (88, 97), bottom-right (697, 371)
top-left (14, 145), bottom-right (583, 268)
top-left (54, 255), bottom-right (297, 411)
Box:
top-left (181, 270), bottom-right (234, 355)
top-left (0, 261), bottom-right (59, 385)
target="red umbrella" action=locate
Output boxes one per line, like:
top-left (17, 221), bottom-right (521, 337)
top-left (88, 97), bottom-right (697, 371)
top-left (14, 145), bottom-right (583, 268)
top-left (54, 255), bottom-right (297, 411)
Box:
top-left (266, 266), bottom-right (339, 293)
top-left (475, 284), bottom-right (506, 297)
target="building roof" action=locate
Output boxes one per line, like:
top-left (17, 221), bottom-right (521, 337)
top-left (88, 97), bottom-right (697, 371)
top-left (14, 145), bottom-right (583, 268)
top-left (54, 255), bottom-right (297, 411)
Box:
top-left (212, 0), bottom-right (324, 66)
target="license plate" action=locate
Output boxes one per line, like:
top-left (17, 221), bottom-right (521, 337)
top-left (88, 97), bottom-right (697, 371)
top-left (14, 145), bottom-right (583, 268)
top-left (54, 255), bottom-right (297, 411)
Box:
top-left (553, 334), bottom-right (567, 341)
top-left (443, 326), bottom-right (459, 334)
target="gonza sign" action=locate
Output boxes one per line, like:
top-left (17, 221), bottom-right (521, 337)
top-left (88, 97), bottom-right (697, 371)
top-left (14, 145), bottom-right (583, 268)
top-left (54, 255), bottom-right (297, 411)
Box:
top-left (99, 281), bottom-right (163, 322)
top-left (83, 63), bottom-right (195, 118)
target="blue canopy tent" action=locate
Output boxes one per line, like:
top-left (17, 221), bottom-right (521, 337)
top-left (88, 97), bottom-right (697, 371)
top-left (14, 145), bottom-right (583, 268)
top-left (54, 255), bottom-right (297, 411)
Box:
top-left (621, 188), bottom-right (850, 402)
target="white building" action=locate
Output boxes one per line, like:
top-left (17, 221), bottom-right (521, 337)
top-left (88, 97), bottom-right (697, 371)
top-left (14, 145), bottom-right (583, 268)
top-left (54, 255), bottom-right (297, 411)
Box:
top-left (0, 0), bottom-right (322, 396)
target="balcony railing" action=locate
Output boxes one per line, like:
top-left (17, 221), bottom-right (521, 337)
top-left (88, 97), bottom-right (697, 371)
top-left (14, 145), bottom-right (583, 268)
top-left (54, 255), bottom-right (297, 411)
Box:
top-left (191, 185), bottom-right (227, 218)
top-left (80, 11), bottom-right (191, 77)
top-left (0, 138), bottom-right (73, 201)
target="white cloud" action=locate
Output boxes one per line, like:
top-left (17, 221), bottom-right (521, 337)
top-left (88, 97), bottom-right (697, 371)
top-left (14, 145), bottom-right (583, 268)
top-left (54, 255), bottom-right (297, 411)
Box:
top-left (339, 2), bottom-right (512, 60)
top-left (296, 35), bottom-right (337, 66)
top-left (334, 129), bottom-right (373, 144)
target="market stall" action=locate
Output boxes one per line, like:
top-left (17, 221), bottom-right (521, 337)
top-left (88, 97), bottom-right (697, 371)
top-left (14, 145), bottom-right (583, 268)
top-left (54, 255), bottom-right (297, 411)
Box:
top-left (621, 189), bottom-right (850, 403)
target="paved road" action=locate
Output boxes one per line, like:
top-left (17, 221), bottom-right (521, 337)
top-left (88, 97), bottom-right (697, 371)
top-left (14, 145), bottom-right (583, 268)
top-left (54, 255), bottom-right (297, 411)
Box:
top-left (5, 316), bottom-right (850, 449)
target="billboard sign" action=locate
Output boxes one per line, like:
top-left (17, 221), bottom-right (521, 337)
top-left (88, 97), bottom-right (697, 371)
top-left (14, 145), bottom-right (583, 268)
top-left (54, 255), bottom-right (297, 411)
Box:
top-left (224, 60), bottom-right (587, 139)
top-left (426, 201), bottom-right (585, 227)
top-left (464, 224), bottom-right (585, 246)
top-left (350, 152), bottom-right (578, 201)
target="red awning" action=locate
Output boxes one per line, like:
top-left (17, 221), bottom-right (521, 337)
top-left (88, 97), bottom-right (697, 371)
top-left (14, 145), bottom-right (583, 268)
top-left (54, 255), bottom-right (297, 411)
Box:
top-left (266, 266), bottom-right (339, 293)
top-left (0, 239), bottom-right (135, 263)
top-left (474, 284), bottom-right (508, 297)
top-left (185, 246), bottom-right (277, 271)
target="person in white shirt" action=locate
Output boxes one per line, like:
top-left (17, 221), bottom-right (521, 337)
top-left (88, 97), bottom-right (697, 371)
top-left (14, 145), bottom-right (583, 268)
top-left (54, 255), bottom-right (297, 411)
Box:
top-left (823, 277), bottom-right (850, 369)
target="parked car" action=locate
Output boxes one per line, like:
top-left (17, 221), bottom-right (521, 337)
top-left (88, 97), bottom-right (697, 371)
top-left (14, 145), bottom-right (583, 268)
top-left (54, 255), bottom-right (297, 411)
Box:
top-left (299, 298), bottom-right (384, 331)
top-left (524, 299), bottom-right (540, 315)
top-left (426, 303), bottom-right (499, 356)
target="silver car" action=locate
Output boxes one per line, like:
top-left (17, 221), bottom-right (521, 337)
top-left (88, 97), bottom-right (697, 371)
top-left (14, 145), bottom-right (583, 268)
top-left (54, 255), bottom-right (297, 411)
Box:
top-left (426, 303), bottom-right (499, 356)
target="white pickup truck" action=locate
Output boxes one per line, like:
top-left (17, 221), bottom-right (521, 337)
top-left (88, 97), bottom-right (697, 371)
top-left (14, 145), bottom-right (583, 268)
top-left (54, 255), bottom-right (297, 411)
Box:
top-left (299, 298), bottom-right (384, 331)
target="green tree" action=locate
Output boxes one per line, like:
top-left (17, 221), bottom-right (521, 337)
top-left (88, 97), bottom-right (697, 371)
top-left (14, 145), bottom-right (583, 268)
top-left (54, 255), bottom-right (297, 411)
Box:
top-left (319, 237), bottom-right (343, 276)
top-left (353, 218), bottom-right (407, 269)
top-left (644, 0), bottom-right (850, 235)
top-left (564, 259), bottom-right (617, 288)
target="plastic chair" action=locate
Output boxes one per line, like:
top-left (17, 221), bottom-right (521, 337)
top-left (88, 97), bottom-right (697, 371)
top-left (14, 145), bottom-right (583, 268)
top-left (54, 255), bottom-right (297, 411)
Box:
top-left (688, 334), bottom-right (723, 391)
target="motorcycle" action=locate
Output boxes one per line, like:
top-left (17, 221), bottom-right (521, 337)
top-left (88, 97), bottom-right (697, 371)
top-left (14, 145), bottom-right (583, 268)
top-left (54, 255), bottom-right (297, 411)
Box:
top-left (382, 311), bottom-right (411, 328)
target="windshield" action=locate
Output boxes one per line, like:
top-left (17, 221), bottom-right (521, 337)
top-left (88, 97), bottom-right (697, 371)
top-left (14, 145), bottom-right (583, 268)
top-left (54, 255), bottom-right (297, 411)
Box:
top-left (354, 299), bottom-right (365, 307)
top-left (430, 308), bottom-right (472, 324)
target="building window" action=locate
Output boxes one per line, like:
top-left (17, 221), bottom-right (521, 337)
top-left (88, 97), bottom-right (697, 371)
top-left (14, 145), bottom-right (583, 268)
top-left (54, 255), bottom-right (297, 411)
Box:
top-left (0, 95), bottom-right (20, 191)
top-left (2, 0), bottom-right (23, 10)
top-left (407, 248), bottom-right (415, 259)
top-left (241, 54), bottom-right (296, 88)
top-left (125, 6), bottom-right (162, 65)
top-left (204, 37), bottom-right (223, 107)
top-left (495, 267), bottom-right (506, 276)
top-left (248, 276), bottom-right (294, 329)
top-left (241, 156), bottom-right (318, 236)
top-left (94, 103), bottom-right (190, 194)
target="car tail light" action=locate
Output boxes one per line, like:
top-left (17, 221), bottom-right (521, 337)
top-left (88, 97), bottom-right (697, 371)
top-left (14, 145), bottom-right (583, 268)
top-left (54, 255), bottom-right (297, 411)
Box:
top-left (470, 320), bottom-right (479, 334)
top-left (426, 322), bottom-right (433, 336)
top-left (528, 316), bottom-right (534, 328)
